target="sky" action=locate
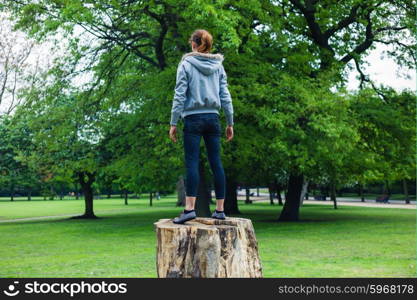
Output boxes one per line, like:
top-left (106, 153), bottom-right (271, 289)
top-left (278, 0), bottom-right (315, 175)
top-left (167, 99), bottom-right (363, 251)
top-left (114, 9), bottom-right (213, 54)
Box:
top-left (346, 44), bottom-right (416, 92)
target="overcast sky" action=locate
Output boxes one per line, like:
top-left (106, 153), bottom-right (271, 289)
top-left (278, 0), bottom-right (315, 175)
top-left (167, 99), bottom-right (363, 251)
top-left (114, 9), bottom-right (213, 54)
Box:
top-left (18, 38), bottom-right (417, 93)
top-left (346, 44), bottom-right (415, 92)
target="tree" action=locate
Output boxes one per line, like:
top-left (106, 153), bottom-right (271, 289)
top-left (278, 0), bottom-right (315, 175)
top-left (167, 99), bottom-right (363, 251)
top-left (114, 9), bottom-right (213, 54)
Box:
top-left (10, 57), bottom-right (111, 218)
top-left (2, 0), bottom-right (414, 222)
top-left (260, 0), bottom-right (415, 220)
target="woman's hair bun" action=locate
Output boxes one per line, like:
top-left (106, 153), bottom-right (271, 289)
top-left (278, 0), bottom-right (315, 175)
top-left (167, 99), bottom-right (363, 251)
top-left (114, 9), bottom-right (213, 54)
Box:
top-left (189, 29), bottom-right (213, 53)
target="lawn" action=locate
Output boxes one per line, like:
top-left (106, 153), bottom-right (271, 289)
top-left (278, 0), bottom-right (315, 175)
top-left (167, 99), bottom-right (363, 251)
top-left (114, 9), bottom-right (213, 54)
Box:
top-left (0, 196), bottom-right (415, 277)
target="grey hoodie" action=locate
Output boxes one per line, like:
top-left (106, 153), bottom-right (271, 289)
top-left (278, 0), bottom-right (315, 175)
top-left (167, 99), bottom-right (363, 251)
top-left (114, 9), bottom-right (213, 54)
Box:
top-left (170, 51), bottom-right (234, 126)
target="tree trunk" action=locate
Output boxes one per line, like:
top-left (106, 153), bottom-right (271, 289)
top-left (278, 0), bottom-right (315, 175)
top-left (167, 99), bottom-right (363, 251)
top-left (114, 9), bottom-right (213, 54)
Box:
top-left (359, 183), bottom-right (365, 202)
top-left (278, 173), bottom-right (304, 221)
top-left (50, 185), bottom-right (54, 200)
top-left (245, 188), bottom-right (252, 204)
top-left (256, 187), bottom-right (259, 197)
top-left (277, 188), bottom-right (283, 206)
top-left (27, 190), bottom-right (31, 201)
top-left (403, 179), bottom-right (410, 204)
top-left (383, 180), bottom-right (391, 195)
top-left (196, 161), bottom-right (211, 217)
top-left (268, 185), bottom-right (274, 205)
top-left (176, 175), bottom-right (186, 207)
top-left (299, 179), bottom-right (309, 206)
top-left (330, 182), bottom-right (338, 209)
top-left (224, 174), bottom-right (240, 215)
top-left (208, 187), bottom-right (214, 204)
top-left (154, 217), bottom-right (262, 278)
top-left (72, 172), bottom-right (97, 219)
top-left (83, 183), bottom-right (95, 217)
top-left (10, 183), bottom-right (14, 201)
top-left (149, 192), bottom-right (153, 207)
top-left (124, 190), bottom-right (128, 205)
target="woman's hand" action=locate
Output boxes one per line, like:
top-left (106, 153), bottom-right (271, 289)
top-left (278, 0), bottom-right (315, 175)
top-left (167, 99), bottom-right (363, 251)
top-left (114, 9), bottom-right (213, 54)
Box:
top-left (225, 125), bottom-right (234, 142)
top-left (169, 125), bottom-right (177, 143)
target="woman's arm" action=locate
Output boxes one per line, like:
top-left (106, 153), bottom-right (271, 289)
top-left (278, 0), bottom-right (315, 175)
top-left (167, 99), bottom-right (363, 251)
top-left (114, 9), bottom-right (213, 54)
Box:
top-left (219, 65), bottom-right (234, 126)
top-left (170, 62), bottom-right (189, 126)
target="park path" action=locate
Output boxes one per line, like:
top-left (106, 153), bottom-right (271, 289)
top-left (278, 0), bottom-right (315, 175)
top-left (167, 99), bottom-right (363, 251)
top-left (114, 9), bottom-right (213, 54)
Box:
top-left (301, 199), bottom-right (415, 209)
top-left (0, 207), bottom-right (139, 224)
top-left (238, 194), bottom-right (416, 210)
top-left (0, 213), bottom-right (80, 223)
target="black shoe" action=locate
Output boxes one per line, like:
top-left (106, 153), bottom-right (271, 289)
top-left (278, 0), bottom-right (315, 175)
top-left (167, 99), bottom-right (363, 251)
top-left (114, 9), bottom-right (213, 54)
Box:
top-left (211, 210), bottom-right (226, 220)
top-left (173, 210), bottom-right (196, 224)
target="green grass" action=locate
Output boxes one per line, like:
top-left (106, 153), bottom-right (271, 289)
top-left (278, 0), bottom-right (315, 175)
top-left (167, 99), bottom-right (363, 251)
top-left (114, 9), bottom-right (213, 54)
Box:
top-left (0, 197), bottom-right (415, 278)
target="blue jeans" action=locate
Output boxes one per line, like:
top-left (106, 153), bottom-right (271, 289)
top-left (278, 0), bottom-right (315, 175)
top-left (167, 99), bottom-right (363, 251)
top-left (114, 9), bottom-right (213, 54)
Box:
top-left (183, 113), bottom-right (226, 199)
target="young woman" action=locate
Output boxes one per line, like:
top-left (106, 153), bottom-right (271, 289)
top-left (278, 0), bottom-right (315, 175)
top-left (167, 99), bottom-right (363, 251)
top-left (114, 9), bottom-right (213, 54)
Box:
top-left (169, 29), bottom-right (234, 224)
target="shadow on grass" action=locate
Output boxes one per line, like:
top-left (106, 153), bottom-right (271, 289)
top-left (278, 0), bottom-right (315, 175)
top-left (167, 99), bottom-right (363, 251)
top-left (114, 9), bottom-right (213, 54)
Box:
top-left (1, 202), bottom-right (414, 231)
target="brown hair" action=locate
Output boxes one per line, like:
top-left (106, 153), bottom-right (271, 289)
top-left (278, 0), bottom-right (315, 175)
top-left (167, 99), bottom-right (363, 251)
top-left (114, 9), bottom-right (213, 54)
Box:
top-left (188, 29), bottom-right (213, 53)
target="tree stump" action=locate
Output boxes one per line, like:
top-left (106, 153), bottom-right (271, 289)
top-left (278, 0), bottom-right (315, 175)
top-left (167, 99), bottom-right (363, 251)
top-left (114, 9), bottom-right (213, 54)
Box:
top-left (154, 217), bottom-right (263, 278)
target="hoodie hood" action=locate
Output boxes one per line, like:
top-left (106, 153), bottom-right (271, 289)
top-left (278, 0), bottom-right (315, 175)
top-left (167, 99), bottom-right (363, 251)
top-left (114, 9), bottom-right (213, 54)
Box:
top-left (181, 51), bottom-right (224, 76)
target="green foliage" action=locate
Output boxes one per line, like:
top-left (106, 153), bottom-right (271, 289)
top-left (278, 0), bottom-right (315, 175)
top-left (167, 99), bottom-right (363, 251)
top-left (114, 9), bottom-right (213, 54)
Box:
top-left (0, 116), bottom-right (40, 195)
top-left (349, 88), bottom-right (416, 183)
top-left (0, 0), bottom-right (414, 207)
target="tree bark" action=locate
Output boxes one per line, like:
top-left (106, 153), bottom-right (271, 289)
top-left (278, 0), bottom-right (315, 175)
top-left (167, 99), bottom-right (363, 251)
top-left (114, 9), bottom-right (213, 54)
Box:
top-left (403, 179), bottom-right (410, 204)
top-left (300, 179), bottom-right (309, 206)
top-left (196, 161), bottom-right (211, 217)
top-left (383, 180), bottom-right (391, 195)
top-left (124, 189), bottom-right (128, 205)
top-left (73, 172), bottom-right (97, 219)
top-left (268, 184), bottom-right (274, 205)
top-left (176, 175), bottom-right (186, 207)
top-left (330, 182), bottom-right (338, 209)
top-left (208, 186), bottom-right (214, 204)
top-left (278, 173), bottom-right (304, 221)
top-left (10, 183), bottom-right (14, 201)
top-left (224, 174), bottom-right (240, 215)
top-left (154, 217), bottom-right (263, 278)
top-left (245, 188), bottom-right (252, 204)
top-left (359, 183), bottom-right (365, 202)
top-left (277, 187), bottom-right (283, 206)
